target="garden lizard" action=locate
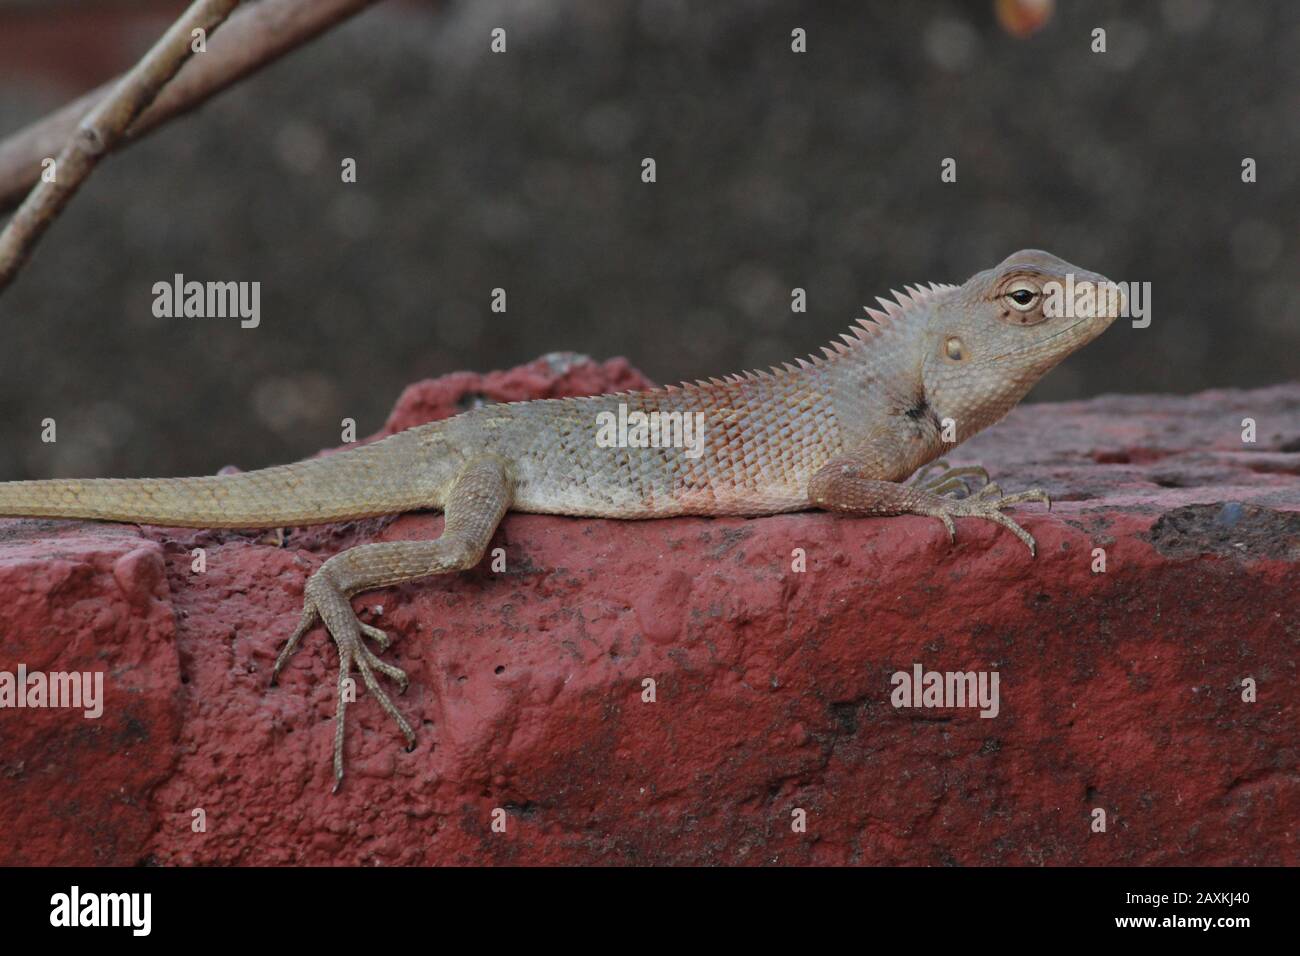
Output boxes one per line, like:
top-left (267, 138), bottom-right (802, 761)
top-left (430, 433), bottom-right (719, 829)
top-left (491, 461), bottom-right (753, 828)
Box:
top-left (0, 249), bottom-right (1122, 788)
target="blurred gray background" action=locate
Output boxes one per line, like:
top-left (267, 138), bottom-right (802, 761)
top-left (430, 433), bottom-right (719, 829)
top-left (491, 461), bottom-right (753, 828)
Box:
top-left (0, 0), bottom-right (1295, 479)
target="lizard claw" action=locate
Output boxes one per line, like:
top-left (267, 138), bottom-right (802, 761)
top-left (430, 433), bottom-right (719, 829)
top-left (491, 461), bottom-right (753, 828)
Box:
top-left (924, 485), bottom-right (1051, 556)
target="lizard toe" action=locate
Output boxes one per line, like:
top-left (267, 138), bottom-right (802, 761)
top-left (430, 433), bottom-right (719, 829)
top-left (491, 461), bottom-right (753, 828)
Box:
top-left (910, 459), bottom-right (950, 485)
top-left (357, 639), bottom-right (409, 692)
top-left (974, 507), bottom-right (1037, 555)
top-left (997, 488), bottom-right (1051, 510)
top-left (358, 621), bottom-right (392, 652)
top-left (917, 464), bottom-right (991, 498)
top-left (272, 600), bottom-right (320, 685)
top-left (349, 641), bottom-right (417, 748)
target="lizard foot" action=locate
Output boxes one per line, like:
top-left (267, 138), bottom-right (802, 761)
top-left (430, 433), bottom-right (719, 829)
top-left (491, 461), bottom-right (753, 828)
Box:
top-left (920, 485), bottom-right (1051, 556)
top-left (271, 568), bottom-right (415, 792)
top-left (911, 459), bottom-right (991, 499)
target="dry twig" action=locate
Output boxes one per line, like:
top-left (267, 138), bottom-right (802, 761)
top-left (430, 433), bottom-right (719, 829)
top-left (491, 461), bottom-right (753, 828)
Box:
top-left (0, 0), bottom-right (384, 214)
top-left (0, 0), bottom-right (243, 291)
top-left (0, 0), bottom-right (385, 292)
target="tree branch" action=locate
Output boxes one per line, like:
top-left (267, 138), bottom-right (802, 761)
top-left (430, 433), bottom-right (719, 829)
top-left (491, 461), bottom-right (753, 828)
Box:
top-left (0, 0), bottom-right (385, 216)
top-left (0, 0), bottom-right (243, 291)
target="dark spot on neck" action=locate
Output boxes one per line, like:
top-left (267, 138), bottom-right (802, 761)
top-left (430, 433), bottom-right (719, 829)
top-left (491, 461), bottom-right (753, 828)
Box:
top-left (904, 396), bottom-right (931, 423)
top-left (902, 389), bottom-right (943, 437)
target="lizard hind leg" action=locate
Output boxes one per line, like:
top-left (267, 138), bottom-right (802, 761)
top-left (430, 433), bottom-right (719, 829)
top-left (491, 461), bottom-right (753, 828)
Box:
top-left (272, 456), bottom-right (513, 791)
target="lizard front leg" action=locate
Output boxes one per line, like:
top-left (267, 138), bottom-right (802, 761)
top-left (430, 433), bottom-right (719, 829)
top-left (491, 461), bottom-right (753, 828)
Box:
top-left (809, 456), bottom-right (1050, 555)
top-left (272, 456), bottom-right (512, 790)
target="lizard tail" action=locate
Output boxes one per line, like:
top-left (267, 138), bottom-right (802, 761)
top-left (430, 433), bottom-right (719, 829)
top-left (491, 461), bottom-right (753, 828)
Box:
top-left (0, 430), bottom-right (439, 529)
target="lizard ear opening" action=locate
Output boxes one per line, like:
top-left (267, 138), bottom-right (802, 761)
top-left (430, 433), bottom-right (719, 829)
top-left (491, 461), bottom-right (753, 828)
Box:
top-left (943, 335), bottom-right (967, 362)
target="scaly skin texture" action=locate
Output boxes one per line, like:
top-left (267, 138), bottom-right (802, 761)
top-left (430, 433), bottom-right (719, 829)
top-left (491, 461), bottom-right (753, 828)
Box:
top-left (0, 249), bottom-right (1121, 787)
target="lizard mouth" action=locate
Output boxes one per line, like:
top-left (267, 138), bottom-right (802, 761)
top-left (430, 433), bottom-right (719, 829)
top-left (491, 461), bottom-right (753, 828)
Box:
top-left (984, 315), bottom-right (1094, 365)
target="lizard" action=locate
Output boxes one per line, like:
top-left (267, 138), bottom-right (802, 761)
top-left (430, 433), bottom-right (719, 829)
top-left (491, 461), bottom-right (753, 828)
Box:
top-left (0, 249), bottom-right (1121, 789)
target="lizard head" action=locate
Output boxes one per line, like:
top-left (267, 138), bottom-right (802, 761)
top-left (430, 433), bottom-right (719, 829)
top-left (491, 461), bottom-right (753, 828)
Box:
top-left (921, 249), bottom-right (1122, 437)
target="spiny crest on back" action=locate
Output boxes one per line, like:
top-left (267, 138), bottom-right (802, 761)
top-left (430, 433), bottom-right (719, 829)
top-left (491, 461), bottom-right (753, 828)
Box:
top-left (857, 281), bottom-right (955, 332)
top-left (787, 280), bottom-right (957, 376)
top-left (818, 280), bottom-right (956, 365)
top-left (662, 279), bottom-right (956, 395)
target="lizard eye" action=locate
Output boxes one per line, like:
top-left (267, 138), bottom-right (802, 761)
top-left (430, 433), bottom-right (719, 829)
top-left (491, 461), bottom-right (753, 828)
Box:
top-left (1004, 281), bottom-right (1040, 311)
